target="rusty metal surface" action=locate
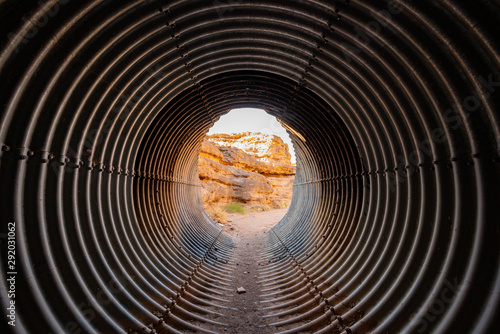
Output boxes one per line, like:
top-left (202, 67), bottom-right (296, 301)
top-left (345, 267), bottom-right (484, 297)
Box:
top-left (0, 0), bottom-right (499, 333)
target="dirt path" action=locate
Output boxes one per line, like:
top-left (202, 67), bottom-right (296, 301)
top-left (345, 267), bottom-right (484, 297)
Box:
top-left (219, 208), bottom-right (288, 334)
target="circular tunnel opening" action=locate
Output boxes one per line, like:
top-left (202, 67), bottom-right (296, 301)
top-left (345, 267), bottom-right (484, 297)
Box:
top-left (198, 107), bottom-right (298, 229)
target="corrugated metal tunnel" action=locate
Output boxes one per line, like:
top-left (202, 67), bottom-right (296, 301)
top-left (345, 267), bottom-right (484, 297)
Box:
top-left (1, 0), bottom-right (499, 333)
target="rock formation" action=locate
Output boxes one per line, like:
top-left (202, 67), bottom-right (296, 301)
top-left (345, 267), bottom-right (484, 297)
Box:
top-left (198, 132), bottom-right (296, 209)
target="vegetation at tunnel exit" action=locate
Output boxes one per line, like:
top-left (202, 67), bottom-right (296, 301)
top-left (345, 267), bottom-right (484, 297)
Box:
top-left (223, 202), bottom-right (247, 214)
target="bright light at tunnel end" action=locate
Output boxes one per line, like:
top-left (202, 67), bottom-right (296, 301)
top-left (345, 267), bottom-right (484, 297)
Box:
top-left (207, 107), bottom-right (296, 163)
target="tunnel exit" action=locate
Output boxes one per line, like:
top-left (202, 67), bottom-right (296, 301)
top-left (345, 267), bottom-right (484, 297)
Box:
top-left (198, 108), bottom-right (296, 229)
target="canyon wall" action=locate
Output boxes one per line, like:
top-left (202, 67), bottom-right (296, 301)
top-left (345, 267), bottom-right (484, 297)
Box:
top-left (198, 132), bottom-right (296, 209)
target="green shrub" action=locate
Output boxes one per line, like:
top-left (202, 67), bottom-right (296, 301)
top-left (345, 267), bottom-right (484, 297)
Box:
top-left (224, 202), bottom-right (247, 214)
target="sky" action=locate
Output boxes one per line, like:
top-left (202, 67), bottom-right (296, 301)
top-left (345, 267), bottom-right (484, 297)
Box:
top-left (207, 108), bottom-right (296, 163)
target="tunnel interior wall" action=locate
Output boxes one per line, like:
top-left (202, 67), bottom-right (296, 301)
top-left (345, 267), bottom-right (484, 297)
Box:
top-left (0, 0), bottom-right (499, 333)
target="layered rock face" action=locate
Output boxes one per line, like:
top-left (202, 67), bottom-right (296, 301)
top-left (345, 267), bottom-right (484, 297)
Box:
top-left (198, 132), bottom-right (296, 209)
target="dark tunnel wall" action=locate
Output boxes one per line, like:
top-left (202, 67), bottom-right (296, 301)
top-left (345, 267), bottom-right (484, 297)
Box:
top-left (0, 0), bottom-right (499, 333)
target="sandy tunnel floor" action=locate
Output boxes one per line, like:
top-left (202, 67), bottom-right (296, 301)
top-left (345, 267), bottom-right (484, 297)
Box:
top-left (216, 209), bottom-right (288, 334)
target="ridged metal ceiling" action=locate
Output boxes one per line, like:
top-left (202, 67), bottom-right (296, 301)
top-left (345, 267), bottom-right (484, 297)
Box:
top-left (0, 0), bottom-right (499, 333)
